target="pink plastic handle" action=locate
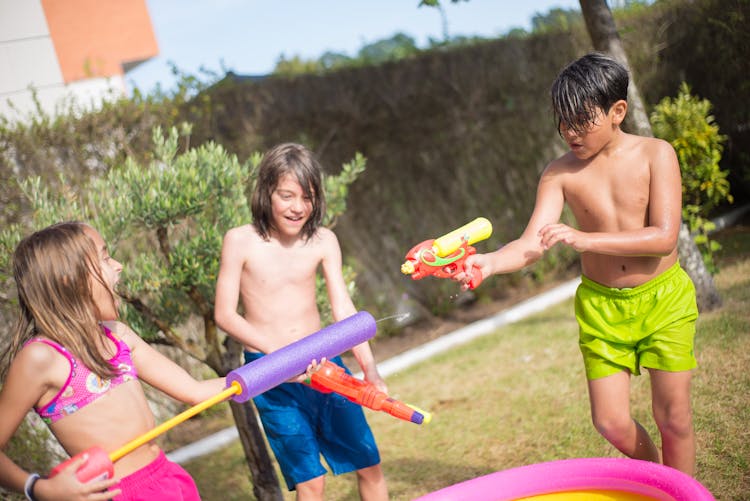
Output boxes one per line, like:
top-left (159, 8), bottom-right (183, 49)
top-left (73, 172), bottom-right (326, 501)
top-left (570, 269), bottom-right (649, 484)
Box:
top-left (49, 445), bottom-right (114, 482)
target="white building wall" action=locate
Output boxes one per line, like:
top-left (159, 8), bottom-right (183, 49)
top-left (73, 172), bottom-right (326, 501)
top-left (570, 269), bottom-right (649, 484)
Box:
top-left (0, 0), bottom-right (125, 122)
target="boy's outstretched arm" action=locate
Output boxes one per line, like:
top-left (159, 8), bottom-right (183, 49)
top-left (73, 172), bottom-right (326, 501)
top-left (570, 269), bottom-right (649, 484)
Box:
top-left (457, 166), bottom-right (566, 289)
top-left (320, 228), bottom-right (388, 394)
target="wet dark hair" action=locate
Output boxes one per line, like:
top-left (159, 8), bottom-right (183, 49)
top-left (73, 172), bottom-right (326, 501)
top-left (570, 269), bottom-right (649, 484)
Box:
top-left (551, 52), bottom-right (629, 135)
top-left (250, 143), bottom-right (326, 241)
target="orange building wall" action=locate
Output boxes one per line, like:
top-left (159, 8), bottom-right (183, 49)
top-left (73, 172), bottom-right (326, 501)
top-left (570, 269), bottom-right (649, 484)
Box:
top-left (41, 0), bottom-right (158, 83)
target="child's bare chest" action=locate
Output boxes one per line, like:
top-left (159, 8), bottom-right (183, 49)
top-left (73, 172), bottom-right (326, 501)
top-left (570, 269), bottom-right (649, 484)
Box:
top-left (245, 245), bottom-right (322, 284)
top-left (565, 159), bottom-right (651, 229)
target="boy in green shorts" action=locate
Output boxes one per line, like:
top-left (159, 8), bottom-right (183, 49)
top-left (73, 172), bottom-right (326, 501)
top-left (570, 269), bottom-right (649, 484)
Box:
top-left (456, 52), bottom-right (698, 475)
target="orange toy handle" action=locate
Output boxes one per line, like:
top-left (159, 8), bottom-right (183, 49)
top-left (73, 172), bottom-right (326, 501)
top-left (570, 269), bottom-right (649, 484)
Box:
top-left (307, 361), bottom-right (430, 424)
top-left (468, 264), bottom-right (483, 289)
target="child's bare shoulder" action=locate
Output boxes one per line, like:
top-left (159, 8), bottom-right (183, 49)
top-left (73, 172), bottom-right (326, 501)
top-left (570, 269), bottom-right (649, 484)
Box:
top-left (626, 135), bottom-right (678, 170)
top-left (314, 226), bottom-right (336, 240)
top-left (312, 226), bottom-right (341, 249)
top-left (101, 320), bottom-right (136, 344)
top-left (544, 151), bottom-right (578, 175)
top-left (627, 133), bottom-right (674, 154)
top-left (224, 224), bottom-right (263, 246)
top-left (646, 135), bottom-right (677, 156)
top-left (18, 339), bottom-right (59, 366)
top-left (15, 338), bottom-right (66, 380)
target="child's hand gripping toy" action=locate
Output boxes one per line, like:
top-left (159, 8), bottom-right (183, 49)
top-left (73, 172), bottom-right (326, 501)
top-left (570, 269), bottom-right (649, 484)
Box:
top-left (401, 217), bottom-right (492, 290)
top-left (48, 312), bottom-right (378, 483)
top-left (306, 360), bottom-right (432, 425)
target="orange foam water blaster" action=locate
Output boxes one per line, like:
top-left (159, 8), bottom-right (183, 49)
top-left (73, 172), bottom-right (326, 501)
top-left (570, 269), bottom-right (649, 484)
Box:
top-left (307, 360), bottom-right (431, 425)
top-left (402, 217), bottom-right (492, 289)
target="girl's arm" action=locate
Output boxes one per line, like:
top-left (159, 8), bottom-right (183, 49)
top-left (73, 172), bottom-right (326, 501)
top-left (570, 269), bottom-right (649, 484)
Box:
top-left (460, 163), bottom-right (566, 287)
top-left (320, 228), bottom-right (388, 393)
top-left (0, 344), bottom-right (119, 499)
top-left (108, 322), bottom-right (226, 405)
top-left (0, 344), bottom-right (56, 494)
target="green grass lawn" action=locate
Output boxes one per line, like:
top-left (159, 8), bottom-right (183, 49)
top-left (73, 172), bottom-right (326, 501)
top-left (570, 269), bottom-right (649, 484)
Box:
top-left (184, 226), bottom-right (750, 500)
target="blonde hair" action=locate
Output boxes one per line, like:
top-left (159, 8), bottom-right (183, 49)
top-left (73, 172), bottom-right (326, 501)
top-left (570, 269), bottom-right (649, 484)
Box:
top-left (1, 222), bottom-right (119, 381)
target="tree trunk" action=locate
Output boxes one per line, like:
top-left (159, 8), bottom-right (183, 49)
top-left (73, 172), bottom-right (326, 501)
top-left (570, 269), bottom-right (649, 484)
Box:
top-left (677, 224), bottom-right (722, 311)
top-left (579, 0), bottom-right (721, 312)
top-left (211, 335), bottom-right (283, 500)
top-left (579, 0), bottom-right (651, 135)
top-left (229, 400), bottom-right (284, 501)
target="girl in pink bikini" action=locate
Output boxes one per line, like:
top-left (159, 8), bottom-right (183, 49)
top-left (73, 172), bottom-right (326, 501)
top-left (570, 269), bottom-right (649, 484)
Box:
top-left (0, 222), bottom-right (227, 500)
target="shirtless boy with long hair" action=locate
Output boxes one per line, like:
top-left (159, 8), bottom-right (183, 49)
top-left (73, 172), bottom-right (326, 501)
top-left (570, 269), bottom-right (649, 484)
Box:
top-left (215, 143), bottom-right (389, 500)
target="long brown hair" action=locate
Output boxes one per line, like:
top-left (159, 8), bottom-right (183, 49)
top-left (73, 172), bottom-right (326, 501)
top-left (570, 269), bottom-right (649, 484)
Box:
top-left (1, 222), bottom-right (119, 381)
top-left (251, 143), bottom-right (326, 241)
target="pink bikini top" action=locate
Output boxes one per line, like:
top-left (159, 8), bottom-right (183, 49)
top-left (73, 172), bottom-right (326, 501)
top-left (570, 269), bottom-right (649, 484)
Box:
top-left (27, 325), bottom-right (138, 424)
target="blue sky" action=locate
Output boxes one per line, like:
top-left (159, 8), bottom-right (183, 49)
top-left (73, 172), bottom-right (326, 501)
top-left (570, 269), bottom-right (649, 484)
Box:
top-left (126, 0), bottom-right (581, 94)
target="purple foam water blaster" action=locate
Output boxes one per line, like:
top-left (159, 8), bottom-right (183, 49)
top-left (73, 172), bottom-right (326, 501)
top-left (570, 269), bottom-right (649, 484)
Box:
top-left (226, 311), bottom-right (377, 402)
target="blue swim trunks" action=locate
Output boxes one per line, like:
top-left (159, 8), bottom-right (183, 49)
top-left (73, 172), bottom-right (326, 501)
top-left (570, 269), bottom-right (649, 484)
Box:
top-left (244, 352), bottom-right (381, 491)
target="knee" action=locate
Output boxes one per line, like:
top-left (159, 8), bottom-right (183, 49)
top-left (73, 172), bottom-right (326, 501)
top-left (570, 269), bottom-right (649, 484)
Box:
top-left (296, 476), bottom-right (325, 500)
top-left (356, 465), bottom-right (388, 501)
top-left (356, 464), bottom-right (385, 484)
top-left (655, 404), bottom-right (693, 439)
top-left (591, 412), bottom-right (632, 443)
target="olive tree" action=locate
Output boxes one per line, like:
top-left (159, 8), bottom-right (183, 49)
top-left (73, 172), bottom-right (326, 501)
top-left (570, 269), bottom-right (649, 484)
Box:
top-left (0, 125), bottom-right (366, 500)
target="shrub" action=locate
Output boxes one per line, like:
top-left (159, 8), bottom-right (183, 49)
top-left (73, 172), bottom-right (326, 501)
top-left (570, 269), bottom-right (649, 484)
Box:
top-left (651, 82), bottom-right (732, 272)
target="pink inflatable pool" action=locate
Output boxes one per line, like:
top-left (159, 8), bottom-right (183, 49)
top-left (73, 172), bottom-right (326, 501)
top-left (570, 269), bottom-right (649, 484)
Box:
top-left (414, 458), bottom-right (715, 501)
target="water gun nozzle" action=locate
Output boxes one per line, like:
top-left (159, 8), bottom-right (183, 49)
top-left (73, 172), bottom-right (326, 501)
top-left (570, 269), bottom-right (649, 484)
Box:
top-left (401, 261), bottom-right (415, 275)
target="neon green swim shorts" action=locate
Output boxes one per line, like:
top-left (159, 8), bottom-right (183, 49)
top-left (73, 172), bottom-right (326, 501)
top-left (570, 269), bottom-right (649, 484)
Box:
top-left (575, 262), bottom-right (698, 380)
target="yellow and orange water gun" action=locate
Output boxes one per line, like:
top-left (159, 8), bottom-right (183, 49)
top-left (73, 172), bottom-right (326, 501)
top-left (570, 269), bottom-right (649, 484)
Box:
top-left (401, 217), bottom-right (492, 289)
